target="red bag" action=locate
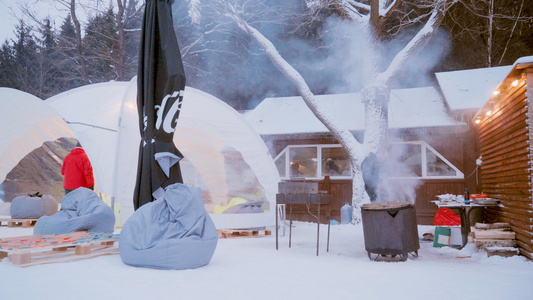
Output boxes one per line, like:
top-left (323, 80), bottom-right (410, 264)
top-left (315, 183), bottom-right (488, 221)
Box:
top-left (470, 193), bottom-right (487, 199)
top-left (433, 208), bottom-right (461, 226)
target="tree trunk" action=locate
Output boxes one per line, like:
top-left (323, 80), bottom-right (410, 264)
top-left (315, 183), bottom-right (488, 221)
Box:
top-left (116, 0), bottom-right (126, 80)
top-left (362, 86), bottom-right (390, 154)
top-left (351, 161), bottom-right (369, 223)
top-left (70, 0), bottom-right (89, 83)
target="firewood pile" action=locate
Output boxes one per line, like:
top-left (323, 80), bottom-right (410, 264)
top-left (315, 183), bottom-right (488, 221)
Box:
top-left (472, 223), bottom-right (519, 257)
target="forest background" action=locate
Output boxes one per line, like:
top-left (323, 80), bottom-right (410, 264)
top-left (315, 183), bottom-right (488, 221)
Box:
top-left (0, 0), bottom-right (531, 111)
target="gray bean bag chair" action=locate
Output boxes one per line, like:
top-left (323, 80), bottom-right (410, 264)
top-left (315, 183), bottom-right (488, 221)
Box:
top-left (119, 183), bottom-right (218, 270)
top-left (33, 187), bottom-right (115, 235)
top-left (10, 193), bottom-right (58, 219)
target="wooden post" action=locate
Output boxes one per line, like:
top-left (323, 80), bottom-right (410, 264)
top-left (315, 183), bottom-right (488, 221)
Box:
top-left (11, 250), bottom-right (31, 265)
top-left (75, 244), bottom-right (93, 255)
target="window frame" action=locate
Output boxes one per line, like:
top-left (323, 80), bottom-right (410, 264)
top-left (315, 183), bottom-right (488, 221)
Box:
top-left (274, 144), bottom-right (350, 180)
top-left (387, 141), bottom-right (464, 180)
top-left (274, 141), bottom-right (464, 180)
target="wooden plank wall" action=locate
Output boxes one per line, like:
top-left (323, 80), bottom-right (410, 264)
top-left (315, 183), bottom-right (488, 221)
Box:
top-left (479, 68), bottom-right (533, 260)
top-left (281, 179), bottom-right (468, 225)
top-left (413, 180), bottom-right (467, 225)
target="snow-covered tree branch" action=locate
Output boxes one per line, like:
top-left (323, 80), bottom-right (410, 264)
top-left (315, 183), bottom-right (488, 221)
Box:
top-left (210, 0), bottom-right (457, 222)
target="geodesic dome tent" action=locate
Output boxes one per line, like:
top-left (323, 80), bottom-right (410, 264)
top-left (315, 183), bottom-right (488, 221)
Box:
top-left (0, 88), bottom-right (76, 184)
top-left (0, 88), bottom-right (76, 204)
top-left (45, 78), bottom-right (279, 229)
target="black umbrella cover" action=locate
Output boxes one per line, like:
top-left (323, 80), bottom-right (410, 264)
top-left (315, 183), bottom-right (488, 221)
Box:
top-left (134, 0), bottom-right (186, 210)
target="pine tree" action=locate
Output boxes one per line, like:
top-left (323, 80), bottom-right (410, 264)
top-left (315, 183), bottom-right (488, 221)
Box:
top-left (8, 20), bottom-right (40, 94)
top-left (32, 18), bottom-right (60, 98)
top-left (0, 42), bottom-right (16, 88)
top-left (83, 7), bottom-right (119, 82)
top-left (53, 14), bottom-right (85, 93)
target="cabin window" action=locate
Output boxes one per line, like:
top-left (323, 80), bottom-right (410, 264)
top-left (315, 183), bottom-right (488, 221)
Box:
top-left (393, 142), bottom-right (423, 177)
top-left (289, 147), bottom-right (317, 178)
top-left (427, 151), bottom-right (457, 176)
top-left (389, 141), bottom-right (463, 179)
top-left (274, 141), bottom-right (463, 180)
top-left (274, 144), bottom-right (351, 179)
top-left (321, 147), bottom-right (351, 176)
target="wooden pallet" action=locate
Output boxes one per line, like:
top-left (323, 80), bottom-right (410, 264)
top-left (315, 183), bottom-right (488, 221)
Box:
top-left (486, 246), bottom-right (520, 258)
top-left (0, 231), bottom-right (119, 267)
top-left (0, 218), bottom-right (38, 228)
top-left (217, 229), bottom-right (271, 239)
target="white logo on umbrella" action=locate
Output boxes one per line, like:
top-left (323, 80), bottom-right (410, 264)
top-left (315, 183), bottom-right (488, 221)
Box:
top-left (155, 90), bottom-right (183, 134)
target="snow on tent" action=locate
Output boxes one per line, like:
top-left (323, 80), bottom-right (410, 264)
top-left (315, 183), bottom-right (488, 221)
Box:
top-left (46, 78), bottom-right (279, 229)
top-left (0, 87), bottom-right (76, 206)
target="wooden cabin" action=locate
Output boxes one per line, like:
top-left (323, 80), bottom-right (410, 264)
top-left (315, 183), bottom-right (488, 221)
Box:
top-left (245, 86), bottom-right (480, 224)
top-left (473, 56), bottom-right (533, 259)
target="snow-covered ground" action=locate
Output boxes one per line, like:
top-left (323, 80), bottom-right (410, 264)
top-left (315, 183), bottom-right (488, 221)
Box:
top-left (0, 221), bottom-right (531, 300)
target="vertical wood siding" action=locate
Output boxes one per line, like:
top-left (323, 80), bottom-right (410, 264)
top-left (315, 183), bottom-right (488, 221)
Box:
top-left (479, 68), bottom-right (533, 259)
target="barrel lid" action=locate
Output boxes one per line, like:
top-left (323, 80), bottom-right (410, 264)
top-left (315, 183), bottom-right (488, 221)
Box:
top-left (361, 202), bottom-right (412, 211)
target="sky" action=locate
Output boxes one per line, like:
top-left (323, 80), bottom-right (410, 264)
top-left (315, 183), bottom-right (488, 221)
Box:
top-left (0, 0), bottom-right (59, 42)
top-left (0, 0), bottom-right (90, 43)
top-left (0, 219), bottom-right (532, 300)
top-left (0, 0), bottom-right (21, 42)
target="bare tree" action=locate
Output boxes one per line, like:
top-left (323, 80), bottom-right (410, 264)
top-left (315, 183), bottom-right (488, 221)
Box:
top-left (20, 0), bottom-right (143, 84)
top-left (442, 0), bottom-right (532, 69)
top-left (20, 0), bottom-right (91, 82)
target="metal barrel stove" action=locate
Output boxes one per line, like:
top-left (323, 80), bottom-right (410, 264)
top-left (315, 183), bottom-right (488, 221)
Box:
top-left (361, 202), bottom-right (419, 261)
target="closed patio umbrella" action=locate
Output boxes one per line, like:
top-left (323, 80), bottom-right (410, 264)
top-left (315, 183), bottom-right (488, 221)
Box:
top-left (134, 0), bottom-right (186, 209)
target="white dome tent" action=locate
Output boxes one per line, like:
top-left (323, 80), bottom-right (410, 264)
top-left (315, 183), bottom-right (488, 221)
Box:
top-left (45, 78), bottom-right (279, 229)
top-left (0, 87), bottom-right (76, 190)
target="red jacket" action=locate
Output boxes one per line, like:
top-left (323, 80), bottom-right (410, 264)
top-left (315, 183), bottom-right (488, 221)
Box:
top-left (61, 148), bottom-right (95, 189)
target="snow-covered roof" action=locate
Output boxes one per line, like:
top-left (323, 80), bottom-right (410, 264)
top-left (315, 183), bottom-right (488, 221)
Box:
top-left (435, 65), bottom-right (512, 111)
top-left (245, 86), bottom-right (464, 136)
top-left (515, 55), bottom-right (533, 65)
top-left (474, 56), bottom-right (533, 121)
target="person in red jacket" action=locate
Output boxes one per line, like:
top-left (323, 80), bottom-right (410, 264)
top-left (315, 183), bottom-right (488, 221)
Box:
top-left (61, 141), bottom-right (95, 194)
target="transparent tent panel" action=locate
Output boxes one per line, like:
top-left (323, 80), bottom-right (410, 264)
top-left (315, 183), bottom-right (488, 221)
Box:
top-left (180, 138), bottom-right (269, 214)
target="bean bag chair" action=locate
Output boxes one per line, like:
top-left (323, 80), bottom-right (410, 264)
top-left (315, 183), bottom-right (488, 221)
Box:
top-left (119, 183), bottom-right (218, 270)
top-left (10, 193), bottom-right (58, 219)
top-left (33, 187), bottom-right (115, 235)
